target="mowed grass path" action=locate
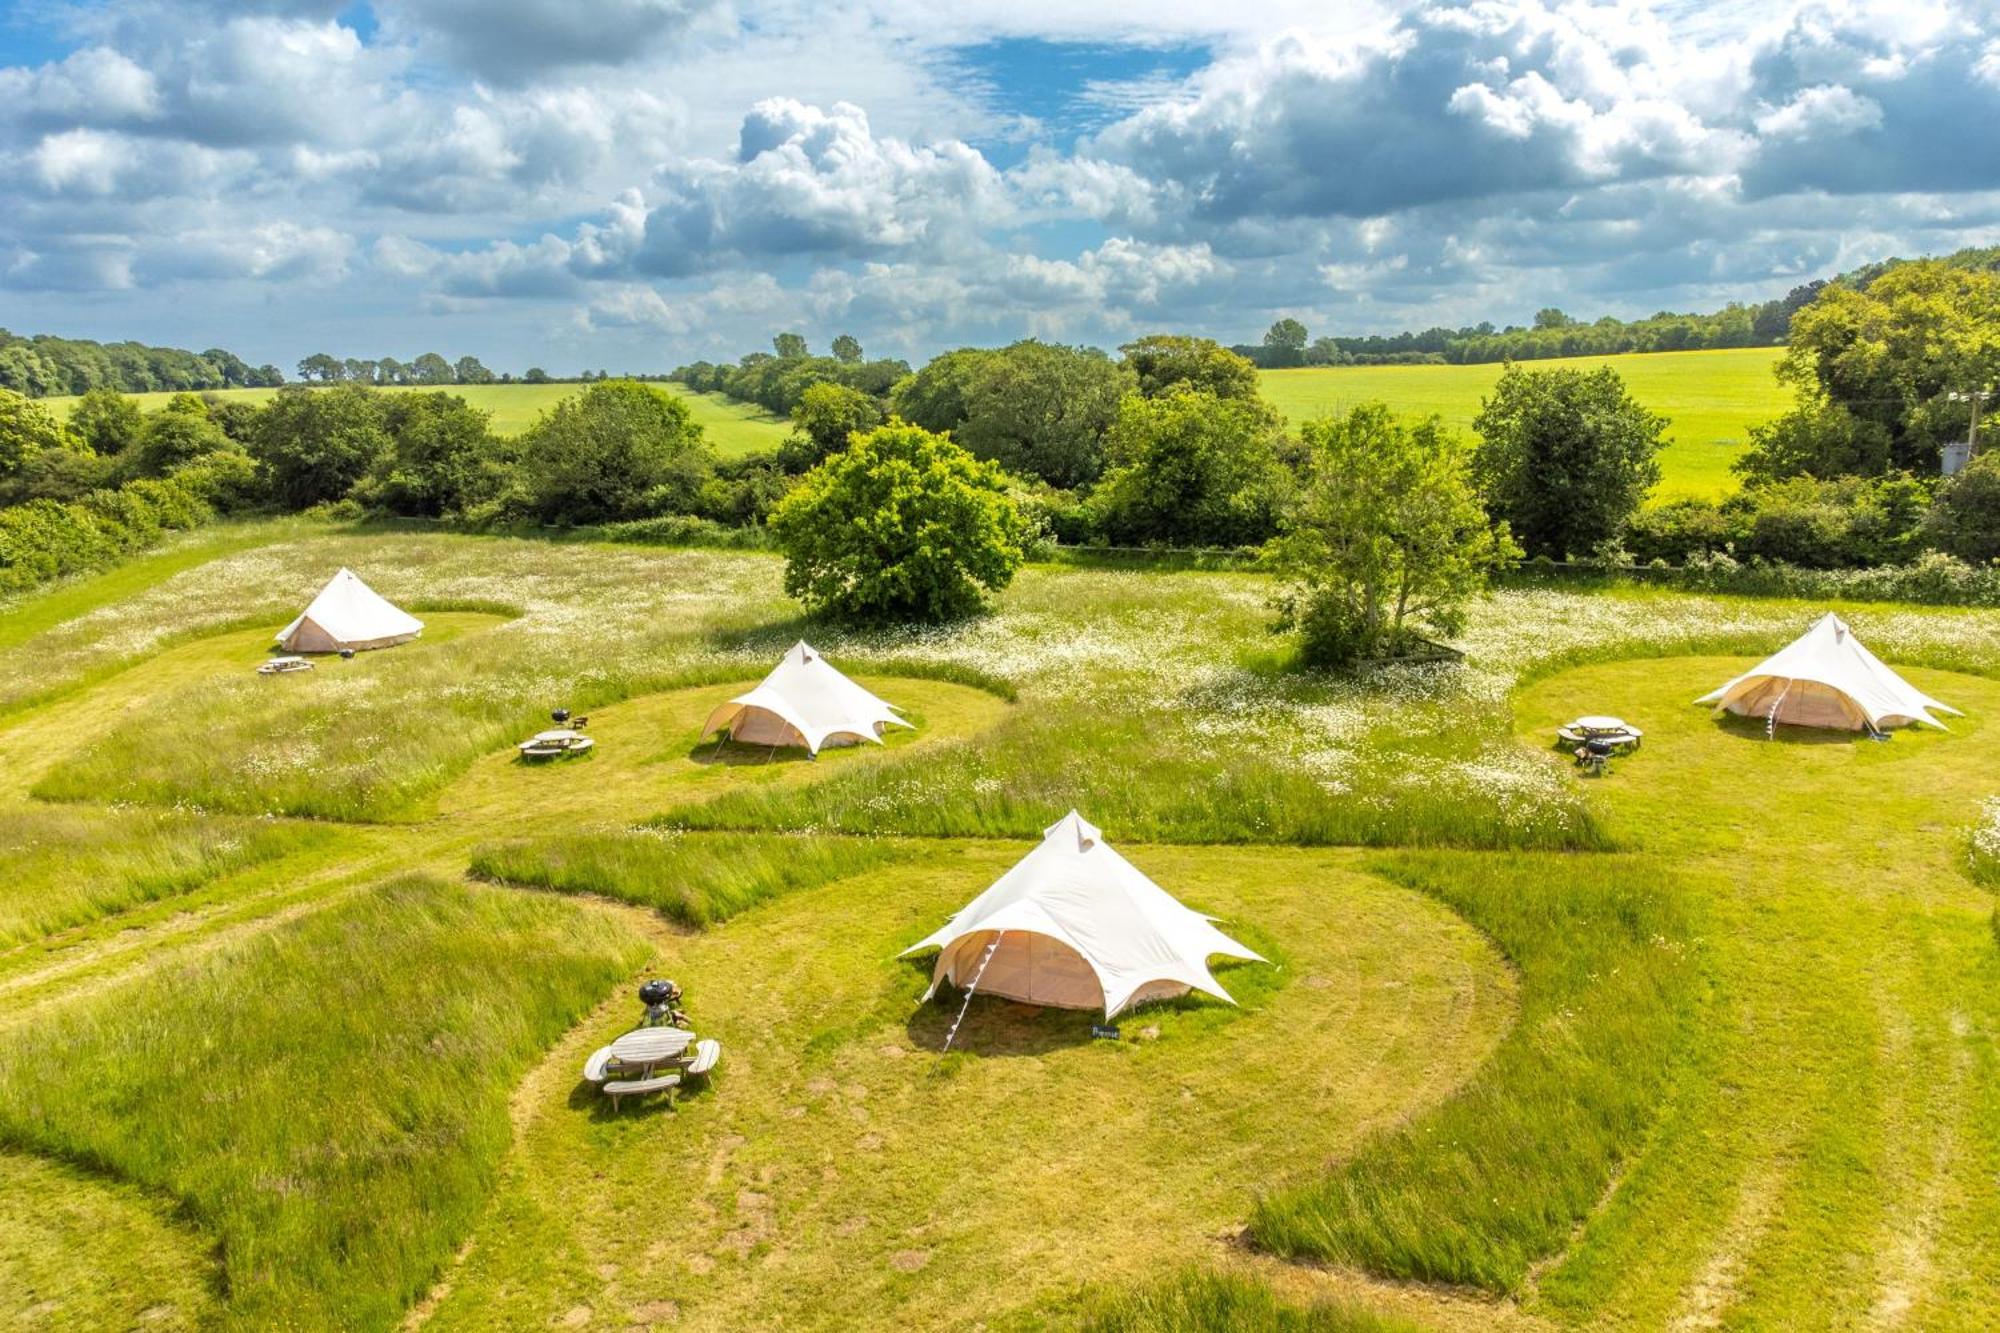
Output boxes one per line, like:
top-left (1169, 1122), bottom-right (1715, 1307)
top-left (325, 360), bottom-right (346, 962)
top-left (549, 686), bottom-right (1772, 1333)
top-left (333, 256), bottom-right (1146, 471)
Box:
top-left (419, 843), bottom-right (1513, 1332)
top-left (0, 540), bottom-right (1517, 1330)
top-left (1259, 347), bottom-right (1787, 500)
top-left (6, 529), bottom-right (2000, 1329)
top-left (1512, 658), bottom-right (2000, 1326)
top-left (39, 383), bottom-right (790, 456)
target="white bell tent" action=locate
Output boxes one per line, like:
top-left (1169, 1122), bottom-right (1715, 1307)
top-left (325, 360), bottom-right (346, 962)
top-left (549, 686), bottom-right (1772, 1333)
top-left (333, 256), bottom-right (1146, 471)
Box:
top-left (701, 641), bottom-right (910, 755)
top-left (276, 568), bottom-right (424, 653)
top-left (1696, 612), bottom-right (1960, 734)
top-left (902, 811), bottom-right (1265, 1024)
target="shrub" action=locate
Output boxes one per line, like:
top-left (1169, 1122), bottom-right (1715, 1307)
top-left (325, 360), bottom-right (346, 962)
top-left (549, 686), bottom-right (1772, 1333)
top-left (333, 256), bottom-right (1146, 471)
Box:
top-left (66, 386), bottom-right (144, 455)
top-left (1926, 453), bottom-right (2000, 564)
top-left (1472, 364), bottom-right (1666, 559)
top-left (1092, 387), bottom-right (1290, 548)
top-left (129, 393), bottom-right (232, 478)
top-left (1623, 497), bottom-right (1741, 564)
top-left (357, 391), bottom-right (507, 517)
top-left (770, 420), bottom-right (1030, 623)
top-left (0, 387), bottom-right (79, 474)
top-left (780, 381), bottom-right (882, 473)
top-left (518, 380), bottom-right (713, 524)
top-left (0, 470), bottom-right (214, 595)
top-left (1271, 404), bottom-right (1516, 668)
top-left (248, 383), bottom-right (389, 509)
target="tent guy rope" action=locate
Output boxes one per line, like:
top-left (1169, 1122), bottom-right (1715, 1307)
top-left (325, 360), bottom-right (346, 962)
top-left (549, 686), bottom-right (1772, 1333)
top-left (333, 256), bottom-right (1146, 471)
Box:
top-left (942, 931), bottom-right (1004, 1053)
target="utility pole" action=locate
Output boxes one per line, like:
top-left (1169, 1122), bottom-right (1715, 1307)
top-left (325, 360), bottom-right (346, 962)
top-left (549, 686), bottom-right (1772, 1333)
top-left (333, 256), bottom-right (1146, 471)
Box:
top-left (1946, 386), bottom-right (1992, 465)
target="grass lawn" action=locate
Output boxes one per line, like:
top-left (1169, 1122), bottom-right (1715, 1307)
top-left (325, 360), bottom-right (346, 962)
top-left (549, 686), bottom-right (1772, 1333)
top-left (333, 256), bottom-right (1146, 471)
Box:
top-left (3, 525), bottom-right (2000, 1329)
top-left (1259, 347), bottom-right (1788, 501)
top-left (38, 382), bottom-right (790, 456)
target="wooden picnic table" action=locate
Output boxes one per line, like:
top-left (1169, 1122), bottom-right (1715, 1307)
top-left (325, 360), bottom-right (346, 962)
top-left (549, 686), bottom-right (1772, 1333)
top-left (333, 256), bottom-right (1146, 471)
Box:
top-left (607, 1027), bottom-right (694, 1074)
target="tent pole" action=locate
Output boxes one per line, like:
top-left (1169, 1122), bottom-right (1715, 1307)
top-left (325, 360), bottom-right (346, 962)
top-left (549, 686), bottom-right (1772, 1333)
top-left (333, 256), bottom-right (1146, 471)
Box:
top-left (942, 931), bottom-right (1006, 1054)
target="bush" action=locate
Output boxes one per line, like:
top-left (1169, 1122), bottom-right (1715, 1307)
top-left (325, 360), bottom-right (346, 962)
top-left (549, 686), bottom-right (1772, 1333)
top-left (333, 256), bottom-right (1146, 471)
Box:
top-left (1091, 388), bottom-right (1290, 548)
top-left (779, 382), bottom-right (882, 473)
top-left (0, 388), bottom-right (80, 474)
top-left (66, 386), bottom-right (143, 455)
top-left (518, 380), bottom-right (713, 524)
top-left (1271, 404), bottom-right (1516, 668)
top-left (0, 470), bottom-right (215, 595)
top-left (1623, 497), bottom-right (1742, 564)
top-left (248, 383), bottom-right (389, 509)
top-left (1926, 453), bottom-right (2000, 564)
top-left (356, 391), bottom-right (506, 517)
top-left (1472, 364), bottom-right (1666, 559)
top-left (770, 420), bottom-right (1030, 623)
top-left (892, 340), bottom-right (1131, 488)
top-left (129, 393), bottom-right (232, 478)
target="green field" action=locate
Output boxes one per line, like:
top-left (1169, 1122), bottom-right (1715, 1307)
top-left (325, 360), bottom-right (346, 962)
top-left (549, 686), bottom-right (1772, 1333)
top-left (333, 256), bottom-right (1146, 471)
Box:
top-left (3, 520), bottom-right (1999, 1329)
top-left (39, 382), bottom-right (792, 457)
top-left (1260, 347), bottom-right (1788, 500)
top-left (43, 349), bottom-right (1778, 494)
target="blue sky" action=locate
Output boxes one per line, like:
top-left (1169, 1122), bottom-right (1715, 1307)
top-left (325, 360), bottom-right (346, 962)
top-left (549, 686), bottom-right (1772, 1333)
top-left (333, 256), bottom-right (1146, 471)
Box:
top-left (1, 0), bottom-right (1997, 374)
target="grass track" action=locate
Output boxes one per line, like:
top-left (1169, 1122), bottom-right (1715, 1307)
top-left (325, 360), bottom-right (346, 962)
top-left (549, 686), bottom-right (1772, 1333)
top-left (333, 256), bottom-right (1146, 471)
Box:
top-left (1259, 347), bottom-right (1787, 500)
top-left (415, 842), bottom-right (1514, 1332)
top-left (6, 528), bottom-right (2000, 1328)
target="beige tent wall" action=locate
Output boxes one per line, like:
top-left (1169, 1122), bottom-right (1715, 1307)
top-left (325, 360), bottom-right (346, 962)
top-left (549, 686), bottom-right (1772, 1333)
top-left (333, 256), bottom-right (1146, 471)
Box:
top-left (934, 930), bottom-right (1177, 1011)
top-left (1721, 678), bottom-right (1868, 730)
top-left (726, 706), bottom-right (871, 749)
top-left (281, 618), bottom-right (340, 654)
top-left (280, 617), bottom-right (419, 654)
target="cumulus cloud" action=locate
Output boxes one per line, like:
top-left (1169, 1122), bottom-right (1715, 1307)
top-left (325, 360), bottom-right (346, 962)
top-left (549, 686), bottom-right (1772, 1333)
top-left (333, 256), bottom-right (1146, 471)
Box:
top-left (2, 0), bottom-right (1998, 364)
top-left (386, 0), bottom-right (722, 83)
top-left (634, 99), bottom-right (1008, 274)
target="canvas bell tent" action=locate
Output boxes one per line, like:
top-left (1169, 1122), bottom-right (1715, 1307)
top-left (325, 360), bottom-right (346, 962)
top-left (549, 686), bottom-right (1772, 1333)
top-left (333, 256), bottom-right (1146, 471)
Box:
top-left (902, 811), bottom-right (1265, 1020)
top-left (1697, 612), bottom-right (1960, 733)
top-left (276, 568), bottom-right (424, 653)
top-left (701, 641), bottom-right (910, 755)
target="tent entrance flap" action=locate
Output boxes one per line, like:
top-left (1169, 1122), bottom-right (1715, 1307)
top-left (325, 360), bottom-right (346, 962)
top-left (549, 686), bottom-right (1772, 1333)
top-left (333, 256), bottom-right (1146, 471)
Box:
top-left (936, 930), bottom-right (1113, 1013)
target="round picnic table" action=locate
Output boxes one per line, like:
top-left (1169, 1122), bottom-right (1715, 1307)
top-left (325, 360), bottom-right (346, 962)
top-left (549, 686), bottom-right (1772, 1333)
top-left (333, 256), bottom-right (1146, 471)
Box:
top-left (1555, 716), bottom-right (1642, 749)
top-left (607, 1027), bottom-right (694, 1074)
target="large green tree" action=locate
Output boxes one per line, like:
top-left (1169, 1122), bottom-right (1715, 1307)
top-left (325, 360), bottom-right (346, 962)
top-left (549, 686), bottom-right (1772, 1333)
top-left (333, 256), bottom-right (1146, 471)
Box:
top-left (67, 387), bottom-right (144, 455)
top-left (518, 380), bottom-right (712, 523)
top-left (0, 388), bottom-right (80, 475)
top-left (780, 382), bottom-right (882, 474)
top-left (1119, 335), bottom-right (1263, 402)
top-left (1092, 388), bottom-right (1289, 548)
top-left (130, 394), bottom-right (232, 478)
top-left (895, 340), bottom-right (1129, 489)
top-left (1741, 260), bottom-right (2000, 480)
top-left (248, 384), bottom-right (390, 509)
top-left (1272, 404), bottom-right (1517, 667)
top-left (770, 421), bottom-right (1029, 623)
top-left (1472, 364), bottom-right (1666, 559)
top-left (359, 393), bottom-right (504, 516)
top-left (1262, 318), bottom-right (1309, 367)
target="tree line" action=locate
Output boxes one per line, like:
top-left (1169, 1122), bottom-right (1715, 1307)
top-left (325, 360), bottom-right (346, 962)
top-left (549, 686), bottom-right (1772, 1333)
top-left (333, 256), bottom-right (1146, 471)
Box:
top-left (291, 353), bottom-right (631, 387)
top-left (0, 329), bottom-right (281, 398)
top-left (1232, 244), bottom-right (2000, 368)
top-left (5, 248), bottom-right (1996, 671)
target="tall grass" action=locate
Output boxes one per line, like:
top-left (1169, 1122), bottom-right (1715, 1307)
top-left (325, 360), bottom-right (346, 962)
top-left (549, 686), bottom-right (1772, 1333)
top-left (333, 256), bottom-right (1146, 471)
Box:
top-left (1250, 850), bottom-right (1701, 1290)
top-left (1076, 1270), bottom-right (1422, 1333)
top-left (657, 706), bottom-right (1610, 851)
top-left (471, 829), bottom-right (918, 927)
top-left (0, 806), bottom-right (326, 946)
top-left (1969, 797), bottom-right (2000, 890)
top-left (0, 877), bottom-right (646, 1329)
